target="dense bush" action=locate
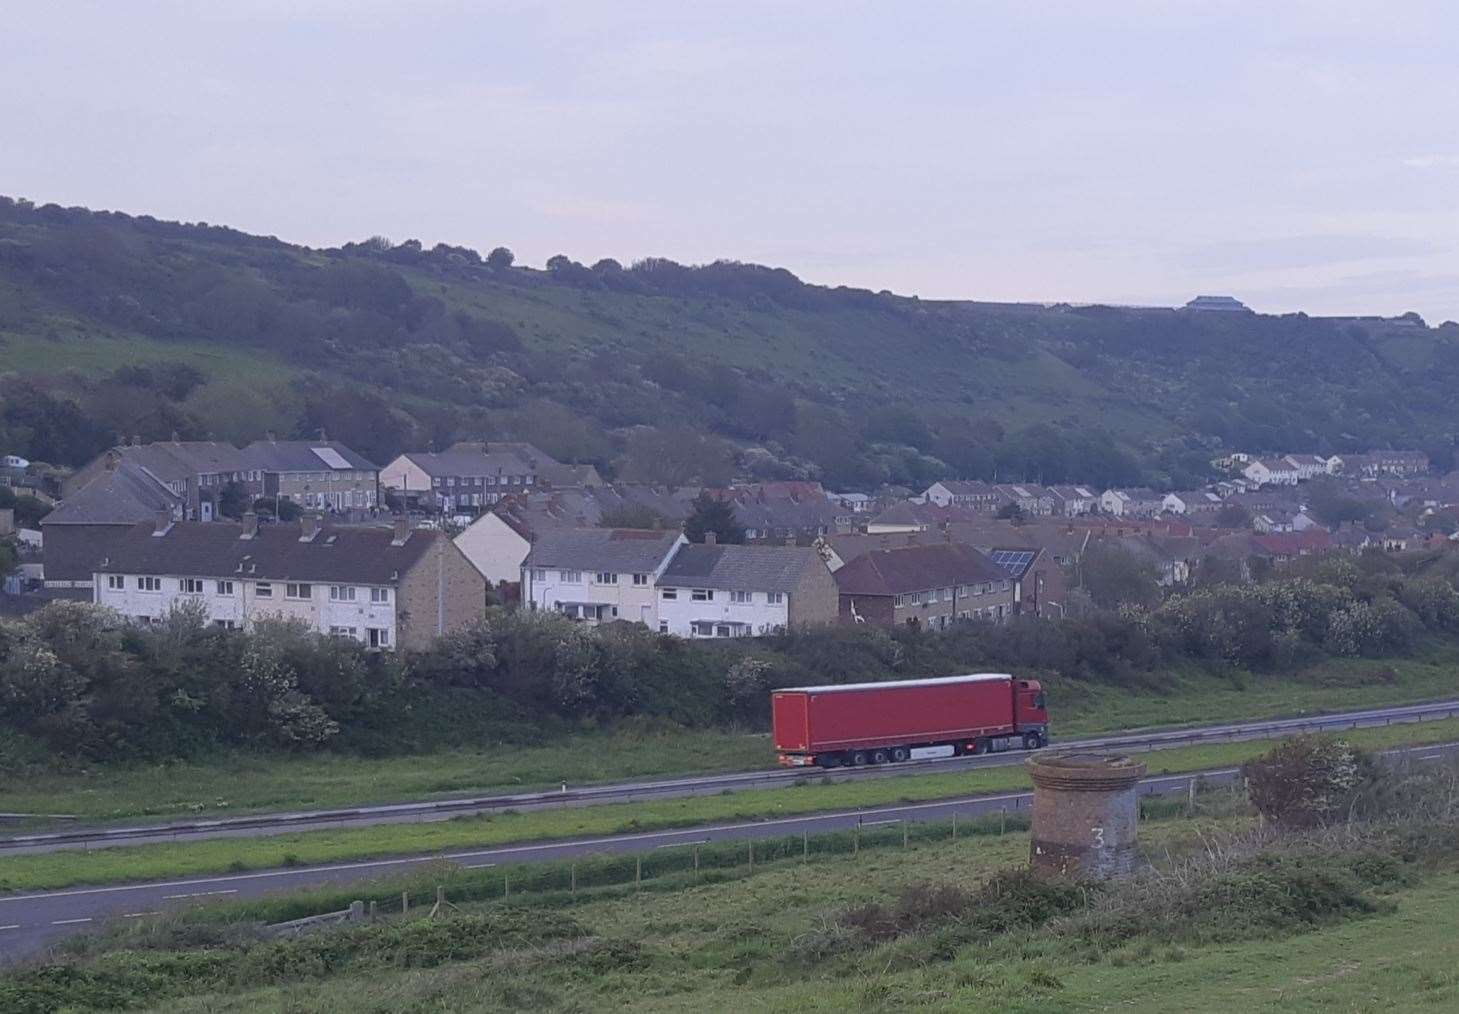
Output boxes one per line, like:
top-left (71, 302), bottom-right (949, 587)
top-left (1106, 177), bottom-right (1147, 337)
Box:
top-left (1242, 736), bottom-right (1377, 828)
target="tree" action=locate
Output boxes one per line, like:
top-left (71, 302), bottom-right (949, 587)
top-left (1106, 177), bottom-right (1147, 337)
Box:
top-left (218, 481), bottom-right (249, 520)
top-left (1213, 503), bottom-right (1251, 529)
top-left (253, 496), bottom-right (301, 521)
top-left (486, 246), bottom-right (514, 270)
top-left (684, 492), bottom-right (745, 544)
top-left (617, 428), bottom-right (735, 487)
top-left (995, 501), bottom-right (1025, 521)
top-left (1078, 543), bottom-right (1161, 609)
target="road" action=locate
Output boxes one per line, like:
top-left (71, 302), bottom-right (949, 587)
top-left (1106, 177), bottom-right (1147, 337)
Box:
top-left (2, 739), bottom-right (1456, 965)
top-left (5, 698), bottom-right (1456, 855)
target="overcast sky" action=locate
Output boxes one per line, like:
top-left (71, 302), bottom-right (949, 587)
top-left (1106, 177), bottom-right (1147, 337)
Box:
top-left (5, 1), bottom-right (1458, 320)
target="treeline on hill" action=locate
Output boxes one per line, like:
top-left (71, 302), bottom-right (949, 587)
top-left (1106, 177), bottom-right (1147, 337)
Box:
top-left (2, 195), bottom-right (1458, 488)
top-left (2, 550), bottom-right (1457, 764)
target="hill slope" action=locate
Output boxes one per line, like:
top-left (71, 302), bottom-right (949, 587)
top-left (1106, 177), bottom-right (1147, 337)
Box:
top-left (1, 195), bottom-right (1456, 488)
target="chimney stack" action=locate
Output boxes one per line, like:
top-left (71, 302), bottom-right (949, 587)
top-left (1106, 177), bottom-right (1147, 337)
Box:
top-left (392, 515), bottom-right (411, 546)
top-left (704, 531), bottom-right (717, 545)
top-left (241, 511), bottom-right (259, 539)
top-left (299, 514), bottom-right (322, 542)
top-left (152, 509), bottom-right (174, 536)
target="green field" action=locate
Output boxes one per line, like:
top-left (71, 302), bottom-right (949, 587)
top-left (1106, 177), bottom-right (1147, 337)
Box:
top-left (8, 798), bottom-right (1458, 1013)
top-left (5, 654), bottom-right (1454, 829)
top-left (3, 716), bottom-right (1454, 894)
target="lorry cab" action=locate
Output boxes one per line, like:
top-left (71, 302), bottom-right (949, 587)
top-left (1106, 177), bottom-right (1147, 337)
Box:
top-left (1014, 679), bottom-right (1049, 747)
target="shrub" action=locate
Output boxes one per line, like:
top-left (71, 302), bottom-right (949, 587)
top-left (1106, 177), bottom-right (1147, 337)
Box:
top-left (1242, 736), bottom-right (1377, 827)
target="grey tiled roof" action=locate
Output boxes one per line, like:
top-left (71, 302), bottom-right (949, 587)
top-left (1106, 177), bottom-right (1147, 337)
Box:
top-left (42, 465), bottom-right (181, 525)
top-left (116, 442), bottom-right (249, 481)
top-left (523, 528), bottom-right (683, 573)
top-left (660, 544), bottom-right (822, 592)
top-left (406, 442), bottom-right (561, 478)
top-left (240, 440), bottom-right (377, 472)
top-left (96, 521), bottom-right (438, 583)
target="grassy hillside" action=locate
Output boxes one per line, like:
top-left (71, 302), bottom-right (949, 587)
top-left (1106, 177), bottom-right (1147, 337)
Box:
top-left (2, 194), bottom-right (1456, 485)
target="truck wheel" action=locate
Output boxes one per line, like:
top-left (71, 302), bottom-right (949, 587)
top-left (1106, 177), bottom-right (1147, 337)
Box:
top-left (1023, 733), bottom-right (1043, 750)
top-left (870, 749), bottom-right (890, 765)
top-left (850, 751), bottom-right (869, 766)
top-left (891, 746), bottom-right (910, 763)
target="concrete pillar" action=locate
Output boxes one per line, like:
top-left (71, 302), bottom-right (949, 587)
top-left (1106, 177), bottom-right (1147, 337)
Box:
top-left (1027, 752), bottom-right (1146, 881)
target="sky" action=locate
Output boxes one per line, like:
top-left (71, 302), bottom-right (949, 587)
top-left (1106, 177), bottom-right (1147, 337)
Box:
top-left (4, 1), bottom-right (1458, 320)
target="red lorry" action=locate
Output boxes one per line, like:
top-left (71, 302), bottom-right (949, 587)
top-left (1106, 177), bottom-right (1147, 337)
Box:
top-left (771, 673), bottom-right (1048, 768)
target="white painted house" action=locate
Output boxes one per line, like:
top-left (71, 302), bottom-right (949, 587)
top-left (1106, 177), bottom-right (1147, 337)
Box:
top-left (1242, 458), bottom-right (1301, 486)
top-left (655, 543), bottom-right (840, 637)
top-left (454, 510), bottom-right (532, 585)
top-left (521, 528), bottom-right (685, 625)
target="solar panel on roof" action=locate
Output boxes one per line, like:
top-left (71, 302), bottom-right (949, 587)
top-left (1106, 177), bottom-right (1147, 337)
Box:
top-left (989, 549), bottom-right (1035, 574)
top-left (310, 446), bottom-right (352, 469)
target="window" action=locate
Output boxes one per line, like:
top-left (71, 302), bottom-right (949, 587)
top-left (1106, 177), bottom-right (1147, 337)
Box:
top-left (560, 570), bottom-right (582, 584)
top-left (661, 588), bottom-right (678, 600)
top-left (330, 625), bottom-right (358, 638)
top-left (730, 590), bottom-right (752, 604)
top-left (216, 580), bottom-right (234, 596)
top-left (106, 575), bottom-right (124, 590)
top-left (894, 593), bottom-right (907, 607)
top-left (691, 589), bottom-right (713, 601)
top-left (715, 624), bottom-right (733, 638)
top-left (214, 619), bottom-right (238, 630)
top-left (137, 576), bottom-right (161, 592)
top-left (371, 587), bottom-right (390, 604)
top-left (767, 592), bottom-right (784, 605)
top-left (594, 572), bottom-right (618, 585)
top-left (286, 582), bottom-right (312, 600)
top-left (180, 578), bottom-right (204, 594)
top-left (658, 621), bottom-right (669, 633)
top-left (255, 582), bottom-right (273, 598)
top-left (368, 627), bottom-right (390, 648)
top-left (632, 573), bottom-right (649, 586)
top-left (530, 569), bottom-right (546, 583)
top-left (330, 585), bottom-right (357, 602)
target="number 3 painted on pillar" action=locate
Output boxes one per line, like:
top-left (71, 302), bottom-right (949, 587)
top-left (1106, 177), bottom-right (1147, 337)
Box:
top-left (1091, 826), bottom-right (1105, 848)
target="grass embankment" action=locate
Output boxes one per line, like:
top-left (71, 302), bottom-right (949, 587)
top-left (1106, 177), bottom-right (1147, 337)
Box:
top-left (7, 797), bottom-right (1459, 1012)
top-left (2, 718), bottom-right (1455, 894)
top-left (5, 653), bottom-right (1455, 827)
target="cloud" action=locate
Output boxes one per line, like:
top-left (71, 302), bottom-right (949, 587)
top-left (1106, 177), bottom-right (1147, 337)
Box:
top-left (1401, 154), bottom-right (1459, 170)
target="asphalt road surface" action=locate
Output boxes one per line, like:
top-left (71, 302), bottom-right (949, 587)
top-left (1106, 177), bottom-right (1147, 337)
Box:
top-left (6, 697), bottom-right (1456, 855)
top-left (2, 739), bottom-right (1456, 965)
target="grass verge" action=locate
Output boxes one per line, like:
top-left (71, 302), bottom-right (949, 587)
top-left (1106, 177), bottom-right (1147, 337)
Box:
top-left (1, 718), bottom-right (1455, 894)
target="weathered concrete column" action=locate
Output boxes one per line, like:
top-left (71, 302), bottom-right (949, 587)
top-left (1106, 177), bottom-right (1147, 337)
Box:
top-left (1026, 752), bottom-right (1147, 881)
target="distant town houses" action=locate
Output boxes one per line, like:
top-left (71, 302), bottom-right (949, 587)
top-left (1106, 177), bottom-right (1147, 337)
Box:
top-left (520, 528), bottom-right (686, 625)
top-left (832, 542), bottom-right (1015, 630)
top-left (1331, 451), bottom-right (1431, 479)
top-left (1241, 457), bottom-right (1301, 487)
top-left (1098, 487), bottom-right (1164, 517)
top-left (65, 440), bottom-right (249, 522)
top-left (380, 442), bottom-right (601, 514)
top-left (90, 513), bottom-right (484, 651)
top-left (239, 439), bottom-right (379, 512)
top-left (922, 480), bottom-right (1001, 511)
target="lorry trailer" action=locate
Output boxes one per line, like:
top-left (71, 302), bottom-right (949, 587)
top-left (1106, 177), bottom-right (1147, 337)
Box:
top-left (771, 673), bottom-right (1048, 767)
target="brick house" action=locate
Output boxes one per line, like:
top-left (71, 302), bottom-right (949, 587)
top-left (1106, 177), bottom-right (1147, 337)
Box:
top-left (240, 439), bottom-right (379, 512)
top-left (91, 514), bottom-right (485, 650)
top-left (380, 442), bottom-right (601, 515)
top-left (833, 543), bottom-right (1015, 630)
top-left (656, 543), bottom-right (839, 637)
top-left (65, 440), bottom-right (249, 522)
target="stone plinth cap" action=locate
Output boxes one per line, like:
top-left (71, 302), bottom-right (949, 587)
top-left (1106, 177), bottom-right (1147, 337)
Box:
top-left (1026, 752), bottom-right (1147, 791)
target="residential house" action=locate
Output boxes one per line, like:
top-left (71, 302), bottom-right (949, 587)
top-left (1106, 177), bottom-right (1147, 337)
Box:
top-left (1282, 454), bottom-right (1333, 481)
top-left (833, 543), bottom-right (1015, 630)
top-left (40, 460), bottom-right (184, 589)
top-left (1242, 457), bottom-right (1301, 487)
top-left (922, 480), bottom-right (1001, 512)
top-left (520, 528), bottom-right (686, 625)
top-left (1331, 452), bottom-right (1431, 479)
top-left (1099, 488), bottom-right (1164, 517)
top-left (983, 546), bottom-right (1067, 618)
top-left (91, 514), bottom-right (484, 650)
top-left (734, 499), bottom-right (844, 544)
top-left (380, 442), bottom-right (592, 514)
top-left (992, 484), bottom-right (1055, 517)
top-left (1162, 490), bottom-right (1223, 515)
top-left (655, 543), bottom-right (839, 637)
top-left (1184, 295), bottom-right (1250, 312)
top-left (65, 440), bottom-right (249, 521)
top-left (1045, 485), bottom-right (1098, 517)
top-left (865, 502), bottom-right (988, 534)
top-left (240, 439), bottom-right (379, 512)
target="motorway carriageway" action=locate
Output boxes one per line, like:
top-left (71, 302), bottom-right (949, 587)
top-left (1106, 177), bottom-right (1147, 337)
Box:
top-left (4, 698), bottom-right (1458, 856)
top-left (2, 738), bottom-right (1456, 965)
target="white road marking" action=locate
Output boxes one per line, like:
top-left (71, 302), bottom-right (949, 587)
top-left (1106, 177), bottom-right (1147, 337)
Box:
top-left (461, 863), bottom-right (496, 869)
top-left (0, 924), bottom-right (19, 931)
top-left (122, 912), bottom-right (161, 918)
top-left (51, 917), bottom-right (92, 925)
top-left (656, 839), bottom-right (709, 848)
top-left (162, 889), bottom-right (238, 900)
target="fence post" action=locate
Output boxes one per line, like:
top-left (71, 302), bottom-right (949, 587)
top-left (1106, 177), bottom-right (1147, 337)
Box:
top-left (401, 891), bottom-right (409, 915)
top-left (903, 821), bottom-right (909, 848)
top-left (802, 831), bottom-right (809, 863)
top-left (952, 813), bottom-right (957, 840)
top-left (504, 873), bottom-right (509, 899)
top-left (853, 826), bottom-right (860, 856)
top-left (368, 900), bottom-right (377, 920)
top-left (570, 864), bottom-right (576, 896)
top-left (1000, 807), bottom-right (1007, 836)
top-left (635, 856), bottom-right (642, 891)
top-left (748, 840), bottom-right (754, 871)
top-left (1188, 778), bottom-right (1196, 815)
top-left (693, 845), bottom-right (700, 880)
top-left (349, 900), bottom-right (365, 922)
